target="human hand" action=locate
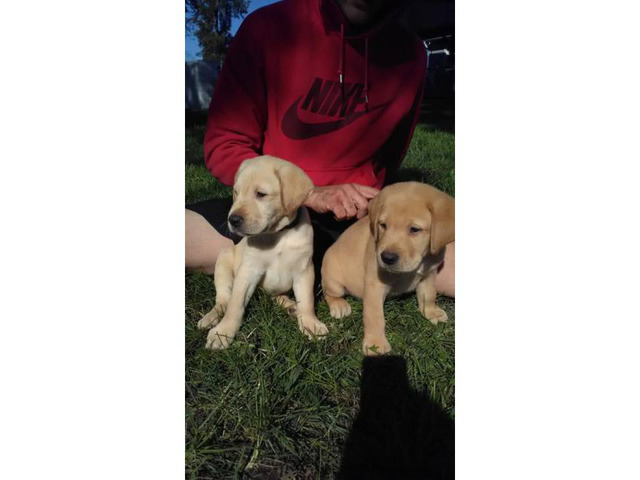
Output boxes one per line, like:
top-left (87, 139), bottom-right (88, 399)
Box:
top-left (304, 183), bottom-right (380, 220)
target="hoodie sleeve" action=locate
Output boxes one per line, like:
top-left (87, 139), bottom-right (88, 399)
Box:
top-left (204, 13), bottom-right (267, 186)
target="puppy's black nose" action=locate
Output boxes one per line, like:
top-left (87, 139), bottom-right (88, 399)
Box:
top-left (228, 214), bottom-right (243, 228)
top-left (380, 251), bottom-right (399, 265)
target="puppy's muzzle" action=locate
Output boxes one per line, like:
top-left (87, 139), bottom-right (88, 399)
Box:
top-left (380, 251), bottom-right (399, 266)
top-left (228, 214), bottom-right (244, 229)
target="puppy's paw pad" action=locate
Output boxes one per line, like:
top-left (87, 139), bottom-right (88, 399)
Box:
top-left (205, 325), bottom-right (236, 350)
top-left (197, 304), bottom-right (226, 330)
top-left (422, 306), bottom-right (448, 325)
top-left (327, 298), bottom-right (352, 319)
top-left (362, 337), bottom-right (392, 356)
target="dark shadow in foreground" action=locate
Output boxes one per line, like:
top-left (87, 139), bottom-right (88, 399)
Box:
top-left (337, 356), bottom-right (454, 480)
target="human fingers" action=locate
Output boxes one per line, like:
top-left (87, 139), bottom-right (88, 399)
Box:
top-left (322, 188), bottom-right (353, 220)
top-left (339, 185), bottom-right (372, 219)
top-left (352, 184), bottom-right (380, 199)
top-left (332, 203), bottom-right (348, 220)
top-left (341, 184), bottom-right (369, 212)
top-left (339, 193), bottom-right (358, 219)
top-left (356, 205), bottom-right (369, 219)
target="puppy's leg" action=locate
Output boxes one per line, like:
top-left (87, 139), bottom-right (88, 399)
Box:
top-left (416, 271), bottom-right (448, 325)
top-left (362, 282), bottom-right (391, 355)
top-left (293, 263), bottom-right (328, 339)
top-left (206, 265), bottom-right (260, 350)
top-left (322, 277), bottom-right (352, 319)
top-left (321, 254), bottom-right (351, 318)
top-left (198, 247), bottom-right (234, 330)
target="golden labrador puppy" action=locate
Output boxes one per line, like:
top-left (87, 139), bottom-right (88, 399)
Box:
top-left (321, 182), bottom-right (454, 355)
top-left (198, 156), bottom-right (328, 349)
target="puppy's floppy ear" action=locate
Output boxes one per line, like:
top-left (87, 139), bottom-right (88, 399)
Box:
top-left (368, 193), bottom-right (383, 241)
top-left (427, 191), bottom-right (455, 255)
top-left (275, 161), bottom-right (314, 217)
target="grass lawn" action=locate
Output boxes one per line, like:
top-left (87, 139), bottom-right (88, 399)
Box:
top-left (185, 124), bottom-right (455, 479)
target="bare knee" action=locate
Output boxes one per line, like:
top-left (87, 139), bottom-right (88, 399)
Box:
top-left (185, 209), bottom-right (233, 274)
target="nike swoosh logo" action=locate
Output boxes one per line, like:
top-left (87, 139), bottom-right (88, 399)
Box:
top-left (281, 97), bottom-right (385, 140)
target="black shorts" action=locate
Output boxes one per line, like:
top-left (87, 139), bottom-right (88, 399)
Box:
top-left (186, 198), bottom-right (356, 290)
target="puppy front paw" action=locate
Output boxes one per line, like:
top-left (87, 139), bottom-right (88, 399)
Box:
top-left (205, 321), bottom-right (238, 350)
top-left (420, 305), bottom-right (448, 325)
top-left (197, 303), bottom-right (226, 330)
top-left (362, 336), bottom-right (392, 356)
top-left (299, 315), bottom-right (329, 339)
top-left (326, 297), bottom-right (352, 319)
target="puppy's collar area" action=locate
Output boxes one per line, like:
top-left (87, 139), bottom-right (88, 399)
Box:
top-left (275, 207), bottom-right (302, 233)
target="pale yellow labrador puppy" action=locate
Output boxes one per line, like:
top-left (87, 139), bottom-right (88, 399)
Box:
top-left (321, 182), bottom-right (454, 355)
top-left (198, 156), bottom-right (328, 349)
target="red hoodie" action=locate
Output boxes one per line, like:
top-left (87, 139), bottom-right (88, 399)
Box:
top-left (204, 0), bottom-right (426, 189)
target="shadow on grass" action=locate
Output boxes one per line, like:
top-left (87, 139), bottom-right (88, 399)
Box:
top-left (337, 356), bottom-right (454, 480)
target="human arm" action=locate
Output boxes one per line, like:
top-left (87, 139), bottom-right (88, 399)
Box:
top-left (204, 14), bottom-right (268, 186)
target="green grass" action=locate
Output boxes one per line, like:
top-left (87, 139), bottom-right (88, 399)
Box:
top-left (185, 124), bottom-right (455, 479)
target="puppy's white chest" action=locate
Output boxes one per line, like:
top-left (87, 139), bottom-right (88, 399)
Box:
top-left (249, 225), bottom-right (313, 294)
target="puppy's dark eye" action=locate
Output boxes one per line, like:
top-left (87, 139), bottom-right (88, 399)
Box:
top-left (409, 227), bottom-right (422, 234)
top-left (379, 223), bottom-right (387, 229)
top-left (256, 191), bottom-right (267, 198)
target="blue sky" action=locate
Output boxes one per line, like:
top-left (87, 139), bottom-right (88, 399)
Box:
top-left (186, 0), bottom-right (278, 60)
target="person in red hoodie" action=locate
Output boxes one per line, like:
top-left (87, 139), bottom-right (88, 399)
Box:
top-left (186, 0), bottom-right (455, 297)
